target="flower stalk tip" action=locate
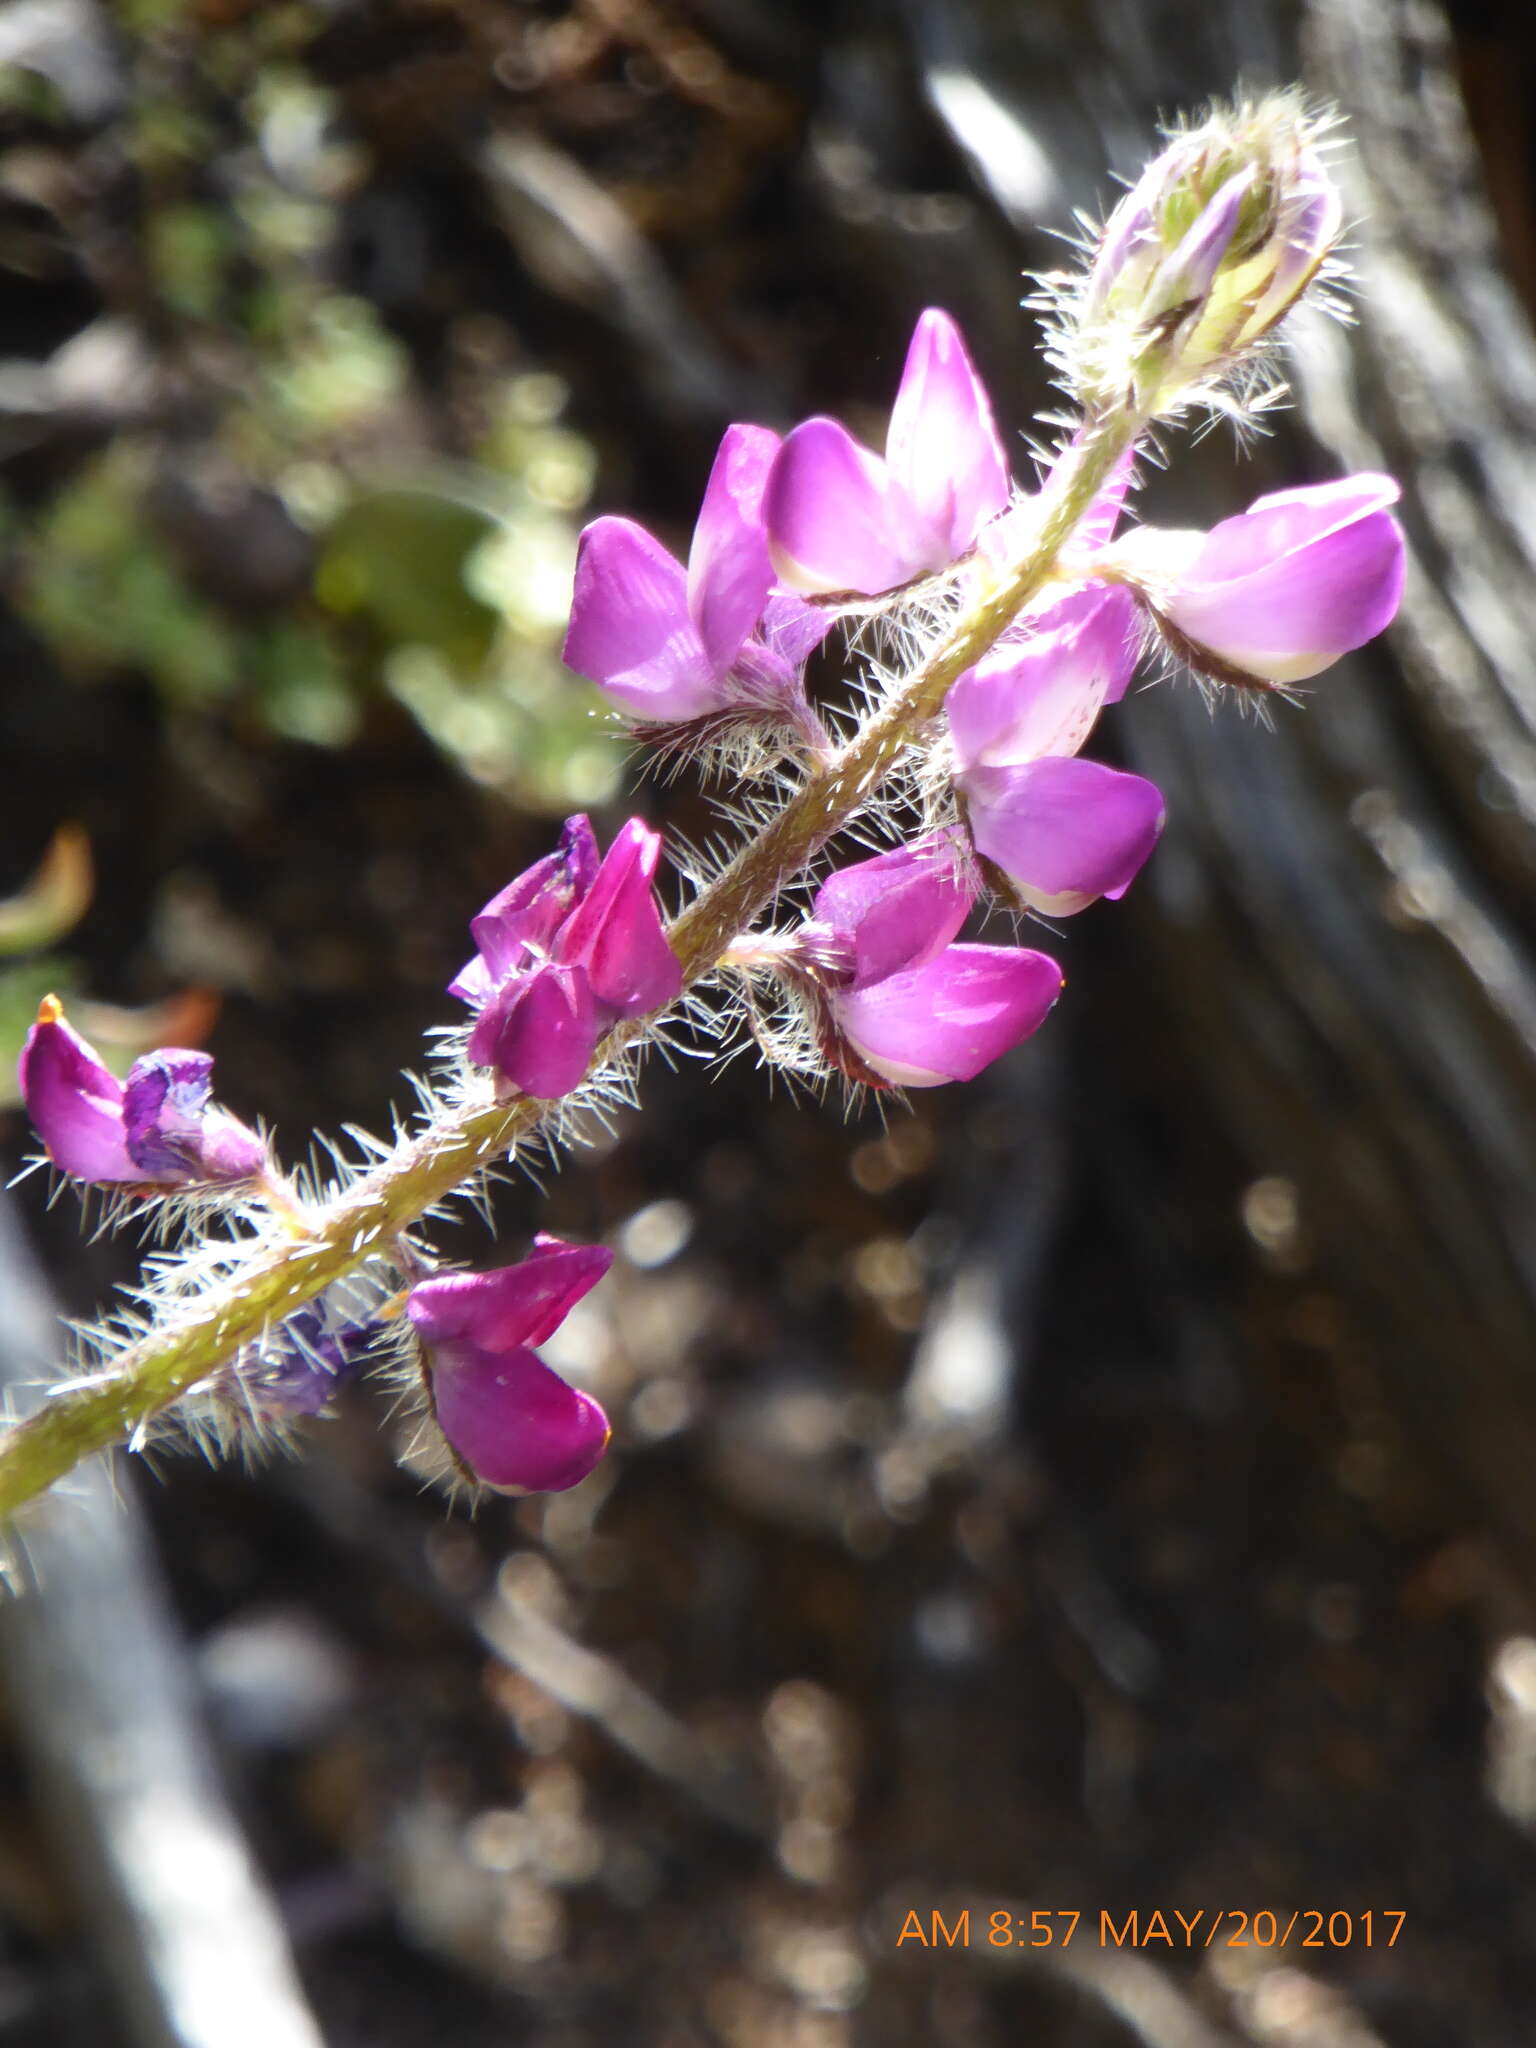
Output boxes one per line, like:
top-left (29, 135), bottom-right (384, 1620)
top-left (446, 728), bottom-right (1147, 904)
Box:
top-left (1070, 94), bottom-right (1344, 418)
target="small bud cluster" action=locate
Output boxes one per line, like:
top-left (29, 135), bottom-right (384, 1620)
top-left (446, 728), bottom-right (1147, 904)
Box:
top-left (1063, 94), bottom-right (1344, 421)
top-left (4, 93), bottom-right (1407, 1519)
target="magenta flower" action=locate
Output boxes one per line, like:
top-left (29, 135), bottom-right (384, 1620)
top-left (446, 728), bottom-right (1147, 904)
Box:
top-left (18, 996), bottom-right (266, 1187)
top-left (1145, 474), bottom-right (1406, 684)
top-left (764, 309), bottom-right (1011, 597)
top-left (563, 424), bottom-right (830, 725)
top-left (407, 1237), bottom-right (613, 1493)
top-left (948, 587), bottom-right (1165, 916)
top-left (778, 836), bottom-right (1062, 1087)
top-left (452, 815), bottom-right (681, 1100)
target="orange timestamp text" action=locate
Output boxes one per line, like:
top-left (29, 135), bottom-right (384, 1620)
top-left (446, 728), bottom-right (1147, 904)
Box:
top-left (895, 1908), bottom-right (1406, 1951)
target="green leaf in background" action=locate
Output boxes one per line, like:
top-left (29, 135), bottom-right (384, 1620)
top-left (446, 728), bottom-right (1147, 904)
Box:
top-left (316, 488), bottom-right (502, 669)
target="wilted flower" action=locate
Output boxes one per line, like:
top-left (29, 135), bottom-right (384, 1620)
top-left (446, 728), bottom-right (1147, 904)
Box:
top-left (765, 309), bottom-right (1012, 597)
top-left (758, 835), bottom-right (1063, 1087)
top-left (228, 1303), bottom-right (369, 1421)
top-left (1113, 473), bottom-right (1405, 685)
top-left (407, 1237), bottom-right (612, 1493)
top-left (18, 996), bottom-right (266, 1188)
top-left (948, 587), bottom-right (1165, 915)
top-left (452, 815), bottom-right (681, 1099)
top-left (1073, 96), bottom-right (1343, 412)
top-left (564, 424), bottom-right (830, 729)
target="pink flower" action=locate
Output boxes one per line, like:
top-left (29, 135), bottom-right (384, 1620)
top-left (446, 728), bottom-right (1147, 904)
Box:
top-left (948, 588), bottom-right (1165, 915)
top-left (407, 1238), bottom-right (613, 1493)
top-left (564, 424), bottom-right (829, 724)
top-left (783, 836), bottom-right (1062, 1087)
top-left (452, 815), bottom-right (681, 1100)
top-left (1144, 474), bottom-right (1405, 684)
top-left (764, 309), bottom-right (1011, 597)
top-left (18, 996), bottom-right (266, 1187)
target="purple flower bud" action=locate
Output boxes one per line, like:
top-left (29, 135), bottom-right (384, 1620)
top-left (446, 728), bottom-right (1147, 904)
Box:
top-left (947, 587), bottom-right (1164, 916)
top-left (1075, 98), bottom-right (1344, 408)
top-left (453, 817), bottom-right (681, 1099)
top-left (564, 424), bottom-right (830, 725)
top-left (18, 996), bottom-right (266, 1188)
top-left (1140, 474), bottom-right (1406, 684)
top-left (765, 309), bottom-right (1011, 597)
top-left (772, 836), bottom-right (1062, 1087)
top-left (406, 1237), bottom-right (613, 1493)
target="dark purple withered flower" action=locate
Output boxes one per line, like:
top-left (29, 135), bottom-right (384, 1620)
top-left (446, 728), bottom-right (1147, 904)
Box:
top-left (232, 1304), bottom-right (369, 1421)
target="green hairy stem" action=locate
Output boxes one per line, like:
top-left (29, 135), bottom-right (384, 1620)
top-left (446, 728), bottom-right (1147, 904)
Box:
top-left (0, 422), bottom-right (1130, 1522)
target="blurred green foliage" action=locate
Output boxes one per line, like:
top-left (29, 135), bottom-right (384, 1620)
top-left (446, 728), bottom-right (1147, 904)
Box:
top-left (4, 15), bottom-right (620, 815)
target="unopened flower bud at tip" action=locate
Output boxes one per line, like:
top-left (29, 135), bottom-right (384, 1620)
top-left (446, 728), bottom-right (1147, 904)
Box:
top-left (1071, 94), bottom-right (1344, 418)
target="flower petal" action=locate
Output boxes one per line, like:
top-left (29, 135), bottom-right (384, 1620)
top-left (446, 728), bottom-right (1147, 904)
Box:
top-left (563, 517), bottom-right (719, 718)
top-left (17, 999), bottom-right (136, 1181)
top-left (1150, 165), bottom-right (1252, 311)
top-left (835, 943), bottom-right (1062, 1086)
top-left (407, 1239), bottom-right (614, 1353)
top-left (122, 1050), bottom-right (265, 1183)
top-left (964, 755), bottom-right (1166, 914)
top-left (1166, 476), bottom-right (1404, 682)
top-left (765, 417), bottom-right (933, 596)
top-left (457, 816), bottom-right (600, 997)
top-left (467, 962), bottom-right (599, 1098)
top-left (948, 586), bottom-right (1138, 769)
top-left (430, 1340), bottom-right (610, 1493)
top-left (759, 591), bottom-right (834, 671)
top-left (557, 817), bottom-right (681, 1019)
top-left (811, 835), bottom-right (974, 987)
top-left (687, 424), bottom-right (779, 674)
top-left (885, 309), bottom-right (1011, 560)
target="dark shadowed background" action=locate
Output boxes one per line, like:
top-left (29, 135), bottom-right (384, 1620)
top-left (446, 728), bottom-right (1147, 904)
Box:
top-left (2, 0), bottom-right (1536, 2042)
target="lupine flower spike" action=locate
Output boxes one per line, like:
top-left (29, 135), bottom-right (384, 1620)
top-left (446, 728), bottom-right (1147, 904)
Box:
top-left (564, 424), bottom-right (831, 748)
top-left (451, 814), bottom-right (682, 1099)
top-left (0, 98), bottom-right (1414, 1525)
top-left (407, 1238), bottom-right (613, 1493)
top-left (18, 996), bottom-right (266, 1189)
